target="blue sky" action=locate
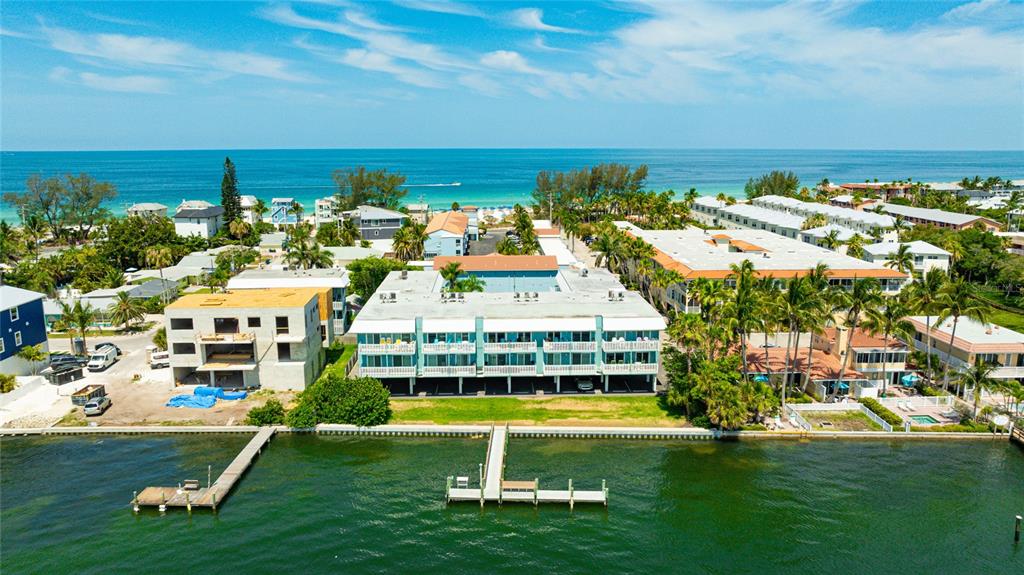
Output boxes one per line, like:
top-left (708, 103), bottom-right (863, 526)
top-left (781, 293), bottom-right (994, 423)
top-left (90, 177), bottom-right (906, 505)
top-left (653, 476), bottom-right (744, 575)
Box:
top-left (1, 0), bottom-right (1022, 151)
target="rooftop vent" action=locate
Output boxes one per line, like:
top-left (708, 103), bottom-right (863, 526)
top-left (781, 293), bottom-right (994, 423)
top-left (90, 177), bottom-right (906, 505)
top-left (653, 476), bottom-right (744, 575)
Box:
top-left (401, 270), bottom-right (408, 279)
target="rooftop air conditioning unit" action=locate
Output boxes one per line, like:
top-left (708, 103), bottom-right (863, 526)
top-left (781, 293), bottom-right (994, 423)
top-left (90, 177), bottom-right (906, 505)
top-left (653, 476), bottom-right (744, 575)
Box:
top-left (608, 289), bottom-right (616, 300)
top-left (617, 291), bottom-right (625, 300)
top-left (401, 270), bottom-right (408, 279)
top-left (457, 293), bottom-right (465, 300)
top-left (379, 293), bottom-right (388, 301)
top-left (514, 292), bottom-right (521, 299)
top-left (389, 293), bottom-right (397, 301)
top-left (532, 292), bottom-right (539, 299)
top-left (581, 268), bottom-right (589, 277)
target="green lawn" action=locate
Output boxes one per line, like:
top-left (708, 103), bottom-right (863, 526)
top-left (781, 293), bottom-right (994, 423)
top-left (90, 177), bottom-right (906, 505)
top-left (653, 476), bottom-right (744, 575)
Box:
top-left (802, 410), bottom-right (882, 431)
top-left (322, 345), bottom-right (356, 378)
top-left (975, 285), bottom-right (1024, 331)
top-left (390, 395), bottom-right (687, 427)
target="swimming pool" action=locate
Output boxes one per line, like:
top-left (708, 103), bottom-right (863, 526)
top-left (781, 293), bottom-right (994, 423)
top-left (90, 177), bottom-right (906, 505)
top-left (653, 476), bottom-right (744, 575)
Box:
top-left (910, 415), bottom-right (939, 424)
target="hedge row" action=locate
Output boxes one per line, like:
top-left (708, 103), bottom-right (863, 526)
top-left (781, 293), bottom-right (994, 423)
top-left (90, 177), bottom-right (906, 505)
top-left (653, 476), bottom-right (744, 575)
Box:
top-left (859, 398), bottom-right (903, 427)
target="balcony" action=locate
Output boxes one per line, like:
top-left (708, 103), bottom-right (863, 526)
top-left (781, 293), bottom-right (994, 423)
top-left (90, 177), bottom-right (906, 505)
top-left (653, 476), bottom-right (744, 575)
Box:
top-left (992, 366), bottom-right (1024, 379)
top-left (359, 342), bottom-right (417, 355)
top-left (601, 340), bottom-right (660, 352)
top-left (543, 364), bottom-right (597, 376)
top-left (483, 365), bottom-right (537, 376)
top-left (332, 301), bottom-right (345, 311)
top-left (196, 332), bottom-right (255, 344)
top-left (360, 366), bottom-right (416, 378)
top-left (602, 363), bottom-right (659, 374)
top-left (421, 365), bottom-right (478, 377)
top-left (422, 342), bottom-right (477, 354)
top-left (542, 341), bottom-right (597, 352)
top-left (483, 342), bottom-right (537, 353)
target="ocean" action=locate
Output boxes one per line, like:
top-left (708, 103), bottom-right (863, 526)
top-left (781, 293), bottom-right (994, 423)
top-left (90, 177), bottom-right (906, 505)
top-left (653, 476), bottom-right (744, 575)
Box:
top-left (1, 148), bottom-right (1022, 220)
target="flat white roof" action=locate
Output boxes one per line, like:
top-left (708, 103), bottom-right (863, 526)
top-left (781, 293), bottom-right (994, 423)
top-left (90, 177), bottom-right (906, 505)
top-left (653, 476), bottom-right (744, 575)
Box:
top-left (1, 285), bottom-right (45, 309)
top-left (754, 195), bottom-right (895, 227)
top-left (862, 241), bottom-right (949, 257)
top-left (227, 268), bottom-right (350, 289)
top-left (720, 203), bottom-right (805, 230)
top-left (619, 224), bottom-right (906, 280)
top-left (799, 224), bottom-right (858, 240)
top-left (879, 203), bottom-right (988, 226)
top-left (909, 316), bottom-right (1024, 349)
top-left (538, 237), bottom-right (579, 267)
top-left (350, 268), bottom-right (664, 333)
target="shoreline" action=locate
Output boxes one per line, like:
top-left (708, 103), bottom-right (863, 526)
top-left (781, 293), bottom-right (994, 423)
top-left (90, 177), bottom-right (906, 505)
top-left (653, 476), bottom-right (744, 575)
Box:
top-left (0, 423), bottom-right (1013, 442)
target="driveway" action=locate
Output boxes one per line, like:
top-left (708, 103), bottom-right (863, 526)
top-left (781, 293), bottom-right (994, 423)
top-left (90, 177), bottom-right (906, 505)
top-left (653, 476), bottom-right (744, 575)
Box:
top-left (468, 228), bottom-right (503, 255)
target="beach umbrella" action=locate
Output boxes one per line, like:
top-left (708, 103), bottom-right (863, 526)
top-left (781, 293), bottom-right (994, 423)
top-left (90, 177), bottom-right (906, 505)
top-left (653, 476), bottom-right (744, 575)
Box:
top-left (753, 374), bottom-right (769, 383)
top-left (900, 374), bottom-right (920, 386)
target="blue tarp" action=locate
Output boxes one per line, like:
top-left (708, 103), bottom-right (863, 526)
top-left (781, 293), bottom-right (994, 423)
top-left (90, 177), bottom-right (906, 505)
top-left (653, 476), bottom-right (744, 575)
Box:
top-left (166, 394), bottom-right (217, 409)
top-left (901, 374), bottom-right (921, 386)
top-left (753, 375), bottom-right (769, 383)
top-left (193, 386), bottom-right (247, 400)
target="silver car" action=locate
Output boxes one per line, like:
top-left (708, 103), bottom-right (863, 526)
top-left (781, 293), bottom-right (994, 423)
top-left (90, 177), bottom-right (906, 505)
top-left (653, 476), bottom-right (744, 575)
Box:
top-left (83, 396), bottom-right (112, 416)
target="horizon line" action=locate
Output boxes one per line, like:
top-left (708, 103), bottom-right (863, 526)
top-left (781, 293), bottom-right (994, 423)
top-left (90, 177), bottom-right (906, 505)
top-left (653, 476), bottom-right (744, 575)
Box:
top-left (3, 146), bottom-right (1024, 154)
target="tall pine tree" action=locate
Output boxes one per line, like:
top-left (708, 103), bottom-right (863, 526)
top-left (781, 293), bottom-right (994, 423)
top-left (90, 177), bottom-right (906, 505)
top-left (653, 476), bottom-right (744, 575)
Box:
top-left (221, 157), bottom-right (241, 223)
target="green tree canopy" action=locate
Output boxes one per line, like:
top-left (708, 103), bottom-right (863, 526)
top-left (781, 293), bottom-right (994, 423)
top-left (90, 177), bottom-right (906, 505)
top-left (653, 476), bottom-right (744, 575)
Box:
top-left (346, 257), bottom-right (410, 300)
top-left (744, 171), bottom-right (800, 200)
top-left (332, 167), bottom-right (408, 210)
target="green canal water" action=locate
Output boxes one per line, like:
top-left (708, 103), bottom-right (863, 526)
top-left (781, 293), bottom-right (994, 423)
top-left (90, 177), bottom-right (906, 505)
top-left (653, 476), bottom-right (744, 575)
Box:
top-left (1, 435), bottom-right (1022, 574)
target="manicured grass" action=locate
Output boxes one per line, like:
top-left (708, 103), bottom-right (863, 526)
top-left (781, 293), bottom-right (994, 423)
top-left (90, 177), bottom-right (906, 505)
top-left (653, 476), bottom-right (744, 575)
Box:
top-left (390, 395), bottom-right (687, 427)
top-left (322, 345), bottom-right (356, 378)
top-left (986, 308), bottom-right (1024, 332)
top-left (802, 410), bottom-right (882, 431)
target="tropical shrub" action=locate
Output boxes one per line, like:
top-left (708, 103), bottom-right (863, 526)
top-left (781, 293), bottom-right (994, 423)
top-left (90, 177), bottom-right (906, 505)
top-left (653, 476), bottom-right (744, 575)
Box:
top-left (285, 373), bottom-right (391, 428)
top-left (859, 398), bottom-right (903, 427)
top-left (0, 374), bottom-right (17, 394)
top-left (245, 399), bottom-right (286, 426)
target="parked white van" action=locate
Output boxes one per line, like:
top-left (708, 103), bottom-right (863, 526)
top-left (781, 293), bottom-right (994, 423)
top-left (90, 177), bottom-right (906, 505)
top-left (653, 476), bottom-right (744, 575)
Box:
top-left (87, 346), bottom-right (118, 371)
top-left (149, 350), bottom-right (170, 369)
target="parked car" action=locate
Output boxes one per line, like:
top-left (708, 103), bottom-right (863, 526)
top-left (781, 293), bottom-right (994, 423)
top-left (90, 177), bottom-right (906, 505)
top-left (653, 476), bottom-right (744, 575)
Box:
top-left (576, 379), bottom-right (595, 392)
top-left (50, 354), bottom-right (88, 368)
top-left (505, 230), bottom-right (518, 237)
top-left (83, 396), bottom-right (112, 416)
top-left (149, 350), bottom-right (170, 369)
top-left (94, 342), bottom-right (122, 356)
top-left (87, 347), bottom-right (118, 371)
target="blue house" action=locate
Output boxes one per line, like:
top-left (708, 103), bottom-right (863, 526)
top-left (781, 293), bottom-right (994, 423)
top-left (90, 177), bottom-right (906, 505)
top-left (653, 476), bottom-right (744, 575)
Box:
top-left (424, 211), bottom-right (469, 258)
top-left (271, 197), bottom-right (299, 226)
top-left (1, 285), bottom-right (49, 375)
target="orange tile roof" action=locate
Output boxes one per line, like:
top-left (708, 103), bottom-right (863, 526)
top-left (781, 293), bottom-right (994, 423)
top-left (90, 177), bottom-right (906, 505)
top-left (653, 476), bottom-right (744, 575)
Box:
top-left (741, 346), bottom-right (863, 381)
top-left (534, 227), bottom-right (561, 237)
top-left (426, 211), bottom-right (469, 235)
top-left (822, 327), bottom-right (906, 349)
top-left (462, 205), bottom-right (478, 211)
top-left (729, 240), bottom-right (766, 252)
top-left (711, 233), bottom-right (731, 240)
top-left (432, 254), bottom-right (558, 272)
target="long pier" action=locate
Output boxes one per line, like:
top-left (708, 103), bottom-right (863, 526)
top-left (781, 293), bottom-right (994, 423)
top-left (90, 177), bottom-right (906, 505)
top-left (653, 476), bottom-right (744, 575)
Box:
top-left (446, 425), bottom-right (608, 508)
top-left (133, 427), bottom-right (275, 512)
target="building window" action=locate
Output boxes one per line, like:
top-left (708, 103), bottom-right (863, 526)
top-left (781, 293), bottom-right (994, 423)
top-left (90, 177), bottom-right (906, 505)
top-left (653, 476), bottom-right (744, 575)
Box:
top-left (0, 338), bottom-right (3, 354)
top-left (276, 316), bottom-right (289, 334)
top-left (277, 342), bottom-right (292, 361)
top-left (172, 343), bottom-right (196, 355)
top-left (247, 317), bottom-right (261, 328)
top-left (170, 318), bottom-right (194, 330)
top-left (14, 332), bottom-right (22, 346)
top-left (9, 306), bottom-right (19, 322)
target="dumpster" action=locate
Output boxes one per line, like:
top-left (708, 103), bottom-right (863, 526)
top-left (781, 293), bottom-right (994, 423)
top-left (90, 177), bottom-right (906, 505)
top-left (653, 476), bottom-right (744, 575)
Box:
top-left (71, 384), bottom-right (107, 406)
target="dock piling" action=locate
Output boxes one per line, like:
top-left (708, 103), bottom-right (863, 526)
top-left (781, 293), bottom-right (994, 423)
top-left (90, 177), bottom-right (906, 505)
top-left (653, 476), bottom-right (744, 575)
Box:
top-left (569, 479), bottom-right (574, 511)
top-left (1016, 515), bottom-right (1021, 543)
top-left (207, 465), bottom-right (212, 489)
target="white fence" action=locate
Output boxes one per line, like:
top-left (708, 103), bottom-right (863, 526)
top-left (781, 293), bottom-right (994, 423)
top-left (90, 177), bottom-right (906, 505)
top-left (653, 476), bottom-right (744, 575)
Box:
top-left (789, 402), bottom-right (894, 433)
top-left (877, 396), bottom-right (951, 410)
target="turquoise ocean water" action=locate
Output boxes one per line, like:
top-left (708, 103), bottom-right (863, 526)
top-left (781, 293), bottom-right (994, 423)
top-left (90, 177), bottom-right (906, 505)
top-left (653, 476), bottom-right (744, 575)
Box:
top-left (2, 148), bottom-right (1022, 220)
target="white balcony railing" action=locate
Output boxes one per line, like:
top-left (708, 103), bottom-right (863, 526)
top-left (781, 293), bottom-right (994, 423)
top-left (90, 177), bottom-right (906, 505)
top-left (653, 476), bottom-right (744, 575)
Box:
top-left (992, 366), bottom-right (1024, 379)
top-left (483, 342), bottom-right (537, 353)
top-left (421, 365), bottom-right (477, 377)
top-left (542, 341), bottom-right (598, 352)
top-left (360, 366), bottom-right (416, 378)
top-left (543, 364), bottom-right (597, 376)
top-left (196, 332), bottom-right (255, 344)
top-left (601, 340), bottom-right (660, 352)
top-left (601, 363), bottom-right (659, 374)
top-left (422, 342), bottom-right (477, 354)
top-left (332, 301), bottom-right (345, 311)
top-left (359, 342), bottom-right (417, 355)
top-left (483, 365), bottom-right (537, 376)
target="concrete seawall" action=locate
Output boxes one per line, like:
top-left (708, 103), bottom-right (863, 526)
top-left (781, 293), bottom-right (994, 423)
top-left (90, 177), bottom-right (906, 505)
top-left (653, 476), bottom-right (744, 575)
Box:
top-left (0, 424), bottom-right (1009, 441)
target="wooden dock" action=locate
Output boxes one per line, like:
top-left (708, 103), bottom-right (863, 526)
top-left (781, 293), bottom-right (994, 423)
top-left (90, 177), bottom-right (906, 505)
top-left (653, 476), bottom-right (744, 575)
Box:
top-left (446, 424), bottom-right (607, 508)
top-left (133, 427), bottom-right (275, 511)
top-left (1012, 425), bottom-right (1024, 447)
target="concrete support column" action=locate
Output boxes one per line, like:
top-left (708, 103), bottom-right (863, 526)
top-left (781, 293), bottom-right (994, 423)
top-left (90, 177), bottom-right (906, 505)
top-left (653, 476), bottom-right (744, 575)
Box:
top-left (409, 377), bottom-right (414, 396)
top-left (458, 376), bottom-right (463, 395)
top-left (556, 375), bottom-right (561, 394)
top-left (603, 374), bottom-right (608, 393)
top-left (507, 375), bottom-right (512, 395)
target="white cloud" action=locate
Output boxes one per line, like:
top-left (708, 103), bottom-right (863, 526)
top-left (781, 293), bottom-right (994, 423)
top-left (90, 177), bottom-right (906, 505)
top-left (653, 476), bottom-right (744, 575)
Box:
top-left (392, 0), bottom-right (484, 18)
top-left (480, 50), bottom-right (542, 75)
top-left (344, 10), bottom-right (410, 32)
top-left (40, 24), bottom-right (307, 82)
top-left (82, 11), bottom-right (152, 27)
top-left (79, 71), bottom-right (170, 93)
top-left (507, 8), bottom-right (582, 34)
top-left (942, 0), bottom-right (1024, 26)
top-left (0, 26), bottom-right (33, 39)
top-left (340, 49), bottom-right (444, 87)
top-left (49, 66), bottom-right (170, 93)
top-left (457, 73), bottom-right (503, 96)
top-left (529, 35), bottom-right (574, 54)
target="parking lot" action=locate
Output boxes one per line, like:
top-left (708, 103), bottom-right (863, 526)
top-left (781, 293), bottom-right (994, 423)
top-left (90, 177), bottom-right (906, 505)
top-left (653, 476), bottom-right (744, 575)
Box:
top-left (467, 227), bottom-right (504, 255)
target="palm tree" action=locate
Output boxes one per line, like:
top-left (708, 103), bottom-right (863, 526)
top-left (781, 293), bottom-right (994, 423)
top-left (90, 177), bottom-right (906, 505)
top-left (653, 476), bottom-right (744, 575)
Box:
top-left (651, 268), bottom-right (683, 311)
top-left (107, 291), bottom-right (146, 330)
top-left (496, 236), bottom-right (520, 255)
top-left (892, 214), bottom-right (908, 240)
top-left (777, 275), bottom-right (817, 410)
top-left (339, 218), bottom-right (360, 246)
top-left (845, 234), bottom-right (865, 259)
top-left (862, 298), bottom-right (915, 396)
top-left (667, 313), bottom-right (704, 377)
top-left (253, 198), bottom-right (268, 224)
top-left (16, 344), bottom-right (48, 375)
top-left (821, 229), bottom-right (842, 251)
top-left (103, 267), bottom-right (125, 289)
top-left (591, 230), bottom-right (625, 272)
top-left (728, 260), bottom-right (759, 381)
top-left (229, 218), bottom-right (251, 240)
top-left (833, 278), bottom-right (883, 398)
top-left (439, 262), bottom-right (463, 291)
top-left (942, 236), bottom-right (963, 272)
top-left (145, 246), bottom-right (175, 305)
top-left (935, 278), bottom-right (989, 392)
top-left (907, 268), bottom-right (946, 380)
top-left (886, 244), bottom-right (915, 276)
top-left (392, 222), bottom-right (427, 262)
top-left (69, 301), bottom-right (98, 353)
top-left (453, 275), bottom-right (486, 293)
top-left (305, 244), bottom-right (334, 269)
top-left (958, 362), bottom-right (997, 419)
top-left (288, 201), bottom-right (305, 224)
top-left (559, 211), bottom-right (581, 251)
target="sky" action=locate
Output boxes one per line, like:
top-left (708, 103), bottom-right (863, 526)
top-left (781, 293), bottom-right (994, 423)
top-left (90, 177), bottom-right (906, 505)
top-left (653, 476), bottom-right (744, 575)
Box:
top-left (1, 0), bottom-right (1022, 151)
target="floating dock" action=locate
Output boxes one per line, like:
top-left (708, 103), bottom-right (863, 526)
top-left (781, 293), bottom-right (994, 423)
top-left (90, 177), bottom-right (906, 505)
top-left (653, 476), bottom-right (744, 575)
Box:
top-left (446, 425), bottom-right (607, 508)
top-left (133, 427), bottom-right (275, 511)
